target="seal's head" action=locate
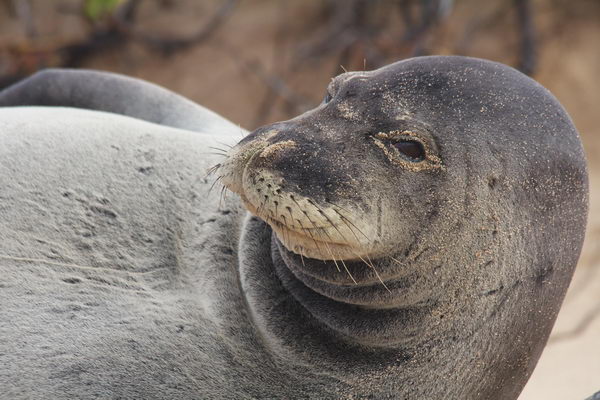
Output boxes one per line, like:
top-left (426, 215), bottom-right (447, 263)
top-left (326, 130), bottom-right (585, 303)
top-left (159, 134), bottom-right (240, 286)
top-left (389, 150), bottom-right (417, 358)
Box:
top-left (221, 55), bottom-right (586, 288)
top-left (220, 72), bottom-right (446, 263)
top-left (218, 56), bottom-right (587, 397)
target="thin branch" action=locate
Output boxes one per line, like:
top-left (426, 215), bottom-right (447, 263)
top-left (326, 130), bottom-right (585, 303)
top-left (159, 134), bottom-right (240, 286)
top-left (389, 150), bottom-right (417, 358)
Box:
top-left (514, 0), bottom-right (536, 75)
top-left (129, 0), bottom-right (238, 56)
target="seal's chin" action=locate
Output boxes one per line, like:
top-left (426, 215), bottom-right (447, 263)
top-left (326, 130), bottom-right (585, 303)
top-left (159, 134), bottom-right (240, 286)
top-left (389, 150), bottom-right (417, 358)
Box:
top-left (239, 194), bottom-right (367, 261)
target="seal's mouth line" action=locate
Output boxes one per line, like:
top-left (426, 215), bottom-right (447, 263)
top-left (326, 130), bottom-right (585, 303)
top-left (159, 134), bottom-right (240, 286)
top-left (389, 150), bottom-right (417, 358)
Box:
top-left (238, 194), bottom-right (349, 247)
top-left (220, 148), bottom-right (368, 261)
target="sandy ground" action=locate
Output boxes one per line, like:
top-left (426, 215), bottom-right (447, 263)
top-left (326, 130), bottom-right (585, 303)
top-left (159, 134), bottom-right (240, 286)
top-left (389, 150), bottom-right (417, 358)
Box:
top-left (1, 1), bottom-right (599, 398)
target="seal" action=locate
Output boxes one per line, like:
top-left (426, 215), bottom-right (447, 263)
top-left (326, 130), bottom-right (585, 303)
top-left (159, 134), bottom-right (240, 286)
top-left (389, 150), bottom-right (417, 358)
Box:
top-left (0, 56), bottom-right (588, 399)
top-left (0, 68), bottom-right (239, 134)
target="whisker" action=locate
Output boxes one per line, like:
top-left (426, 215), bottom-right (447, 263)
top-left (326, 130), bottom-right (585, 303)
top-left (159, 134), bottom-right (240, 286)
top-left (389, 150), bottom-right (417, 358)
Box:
top-left (257, 196), bottom-right (268, 217)
top-left (286, 207), bottom-right (295, 228)
top-left (356, 253), bottom-right (391, 293)
top-left (339, 258), bottom-right (357, 285)
top-left (314, 206), bottom-right (352, 246)
top-left (288, 218), bottom-right (310, 268)
top-left (219, 185), bottom-right (227, 209)
top-left (207, 176), bottom-right (223, 196)
top-left (204, 163), bottom-right (221, 178)
top-left (331, 209), bottom-right (362, 244)
top-left (309, 199), bottom-right (359, 236)
top-left (201, 152), bottom-right (228, 157)
top-left (319, 229), bottom-right (345, 274)
top-left (208, 146), bottom-right (229, 153)
top-left (327, 206), bottom-right (370, 243)
top-left (389, 256), bottom-right (407, 266)
top-left (323, 240), bottom-right (342, 274)
top-left (215, 141), bottom-right (233, 149)
top-left (301, 211), bottom-right (327, 265)
top-left (280, 214), bottom-right (291, 247)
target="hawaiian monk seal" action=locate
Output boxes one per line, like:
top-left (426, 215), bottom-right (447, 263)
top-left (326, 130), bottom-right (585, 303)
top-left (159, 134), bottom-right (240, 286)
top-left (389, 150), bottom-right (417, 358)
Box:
top-left (0, 56), bottom-right (587, 399)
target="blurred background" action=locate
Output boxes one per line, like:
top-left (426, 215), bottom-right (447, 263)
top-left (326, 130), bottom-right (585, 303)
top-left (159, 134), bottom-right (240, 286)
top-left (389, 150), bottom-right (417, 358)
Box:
top-left (1, 1), bottom-right (598, 398)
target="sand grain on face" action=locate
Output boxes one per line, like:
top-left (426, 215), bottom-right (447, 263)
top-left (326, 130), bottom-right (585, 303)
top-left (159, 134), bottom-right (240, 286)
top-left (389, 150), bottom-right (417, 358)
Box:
top-left (259, 140), bottom-right (296, 159)
top-left (337, 101), bottom-right (359, 120)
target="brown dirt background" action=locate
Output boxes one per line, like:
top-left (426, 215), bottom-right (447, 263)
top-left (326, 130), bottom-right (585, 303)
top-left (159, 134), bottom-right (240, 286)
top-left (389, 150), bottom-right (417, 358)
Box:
top-left (1, 1), bottom-right (599, 398)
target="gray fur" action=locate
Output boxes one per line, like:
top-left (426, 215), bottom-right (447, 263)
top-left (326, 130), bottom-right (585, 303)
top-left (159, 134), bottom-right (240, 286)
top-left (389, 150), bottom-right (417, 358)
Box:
top-left (0, 58), bottom-right (588, 399)
top-left (0, 68), bottom-right (239, 134)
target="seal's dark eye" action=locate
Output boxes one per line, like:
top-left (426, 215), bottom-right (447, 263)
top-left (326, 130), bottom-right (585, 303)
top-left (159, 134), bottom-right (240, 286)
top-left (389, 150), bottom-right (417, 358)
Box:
top-left (393, 140), bottom-right (425, 161)
top-left (323, 91), bottom-right (333, 104)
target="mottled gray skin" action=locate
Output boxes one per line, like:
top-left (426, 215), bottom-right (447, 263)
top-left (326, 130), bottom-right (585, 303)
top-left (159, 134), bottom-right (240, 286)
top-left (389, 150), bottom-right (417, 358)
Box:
top-left (0, 57), bottom-right (588, 399)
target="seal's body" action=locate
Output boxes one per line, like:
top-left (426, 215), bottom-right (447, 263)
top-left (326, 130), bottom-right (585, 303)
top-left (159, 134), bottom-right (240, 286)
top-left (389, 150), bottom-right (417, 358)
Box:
top-left (0, 57), bottom-right (587, 399)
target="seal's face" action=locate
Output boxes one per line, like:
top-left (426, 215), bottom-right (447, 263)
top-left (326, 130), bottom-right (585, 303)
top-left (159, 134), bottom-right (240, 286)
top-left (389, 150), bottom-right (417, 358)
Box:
top-left (219, 56), bottom-right (586, 315)
top-left (220, 68), bottom-right (445, 263)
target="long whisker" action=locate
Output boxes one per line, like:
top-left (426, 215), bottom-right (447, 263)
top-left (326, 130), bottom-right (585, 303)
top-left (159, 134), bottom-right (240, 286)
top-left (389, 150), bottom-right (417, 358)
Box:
top-left (321, 200), bottom-right (365, 230)
top-left (312, 198), bottom-right (370, 242)
top-left (298, 196), bottom-right (351, 246)
top-left (215, 141), bottom-right (233, 149)
top-left (257, 195), bottom-right (269, 217)
top-left (339, 258), bottom-right (357, 285)
top-left (312, 217), bottom-right (357, 283)
top-left (329, 206), bottom-right (370, 242)
top-left (202, 152), bottom-right (228, 157)
top-left (219, 185), bottom-right (227, 208)
top-left (207, 176), bottom-right (223, 196)
top-left (323, 240), bottom-right (343, 274)
top-left (330, 208), bottom-right (362, 244)
top-left (319, 229), bottom-right (346, 274)
top-left (294, 219), bottom-right (307, 267)
top-left (389, 256), bottom-right (407, 267)
top-left (317, 207), bottom-right (353, 246)
top-left (208, 146), bottom-right (229, 153)
top-left (204, 163), bottom-right (221, 178)
top-left (356, 253), bottom-right (391, 293)
top-left (301, 211), bottom-right (328, 265)
top-left (280, 214), bottom-right (291, 247)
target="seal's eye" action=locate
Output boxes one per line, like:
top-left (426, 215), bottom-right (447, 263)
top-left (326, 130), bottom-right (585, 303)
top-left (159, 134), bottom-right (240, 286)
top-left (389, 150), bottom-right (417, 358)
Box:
top-left (323, 91), bottom-right (333, 104)
top-left (393, 140), bottom-right (425, 161)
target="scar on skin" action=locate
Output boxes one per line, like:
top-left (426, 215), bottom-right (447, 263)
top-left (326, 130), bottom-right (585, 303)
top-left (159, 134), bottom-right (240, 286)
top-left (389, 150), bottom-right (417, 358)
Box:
top-left (259, 140), bottom-right (297, 158)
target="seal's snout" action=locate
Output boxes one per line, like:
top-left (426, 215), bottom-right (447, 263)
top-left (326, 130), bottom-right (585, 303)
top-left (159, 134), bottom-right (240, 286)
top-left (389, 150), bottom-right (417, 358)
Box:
top-left (217, 123), bottom-right (377, 261)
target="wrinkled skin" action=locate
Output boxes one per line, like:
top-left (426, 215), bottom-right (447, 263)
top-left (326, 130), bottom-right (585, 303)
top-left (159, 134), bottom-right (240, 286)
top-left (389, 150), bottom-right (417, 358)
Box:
top-left (0, 57), bottom-right (588, 399)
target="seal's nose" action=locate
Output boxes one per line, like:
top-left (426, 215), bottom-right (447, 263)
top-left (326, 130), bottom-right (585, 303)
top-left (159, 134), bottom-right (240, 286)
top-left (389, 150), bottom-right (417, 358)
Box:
top-left (219, 123), bottom-right (294, 196)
